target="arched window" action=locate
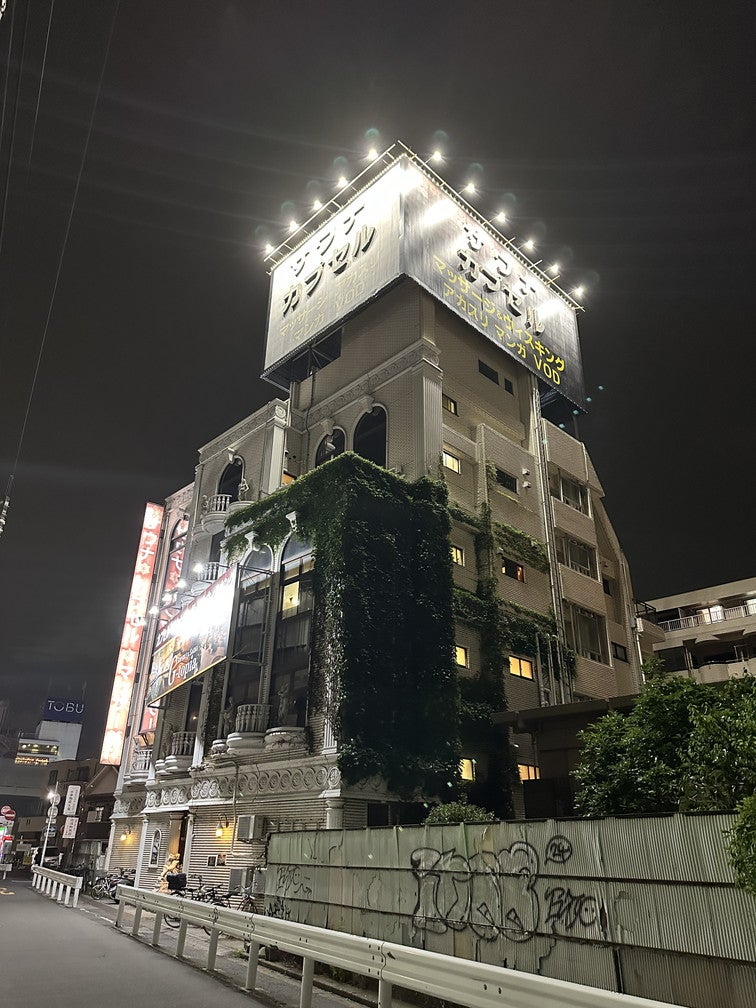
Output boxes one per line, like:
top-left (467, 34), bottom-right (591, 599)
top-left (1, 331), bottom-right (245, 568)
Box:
top-left (269, 536), bottom-right (314, 728)
top-left (315, 428), bottom-right (345, 466)
top-left (353, 406), bottom-right (387, 467)
top-left (162, 517), bottom-right (188, 599)
top-left (218, 457), bottom-right (244, 501)
top-left (227, 545), bottom-right (275, 713)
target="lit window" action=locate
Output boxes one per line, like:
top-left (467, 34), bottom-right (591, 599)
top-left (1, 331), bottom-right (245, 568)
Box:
top-left (459, 758), bottom-right (476, 781)
top-left (282, 471), bottom-right (296, 486)
top-left (517, 764), bottom-right (541, 781)
top-left (478, 360), bottom-right (499, 384)
top-left (451, 545), bottom-right (465, 566)
top-left (443, 450), bottom-right (461, 474)
top-left (442, 393), bottom-right (458, 415)
top-left (281, 581), bottom-right (300, 616)
top-left (612, 641), bottom-right (629, 662)
top-left (495, 468), bottom-right (517, 493)
top-left (501, 557), bottom-right (525, 582)
top-left (509, 656), bottom-right (534, 679)
top-left (455, 645), bottom-right (469, 667)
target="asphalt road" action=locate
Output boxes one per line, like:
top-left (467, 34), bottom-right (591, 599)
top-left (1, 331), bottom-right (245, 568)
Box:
top-left (0, 876), bottom-right (373, 1008)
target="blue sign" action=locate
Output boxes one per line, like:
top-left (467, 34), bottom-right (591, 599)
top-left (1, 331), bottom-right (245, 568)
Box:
top-left (43, 699), bottom-right (85, 723)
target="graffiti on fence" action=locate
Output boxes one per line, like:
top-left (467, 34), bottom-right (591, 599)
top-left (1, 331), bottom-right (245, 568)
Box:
top-left (275, 864), bottom-right (312, 898)
top-left (410, 834), bottom-right (604, 945)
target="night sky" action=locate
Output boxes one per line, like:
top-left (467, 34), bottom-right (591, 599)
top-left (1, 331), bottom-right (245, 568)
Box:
top-left (1, 1), bottom-right (754, 756)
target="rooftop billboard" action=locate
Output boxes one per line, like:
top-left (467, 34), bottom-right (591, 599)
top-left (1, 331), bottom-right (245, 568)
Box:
top-left (263, 156), bottom-right (584, 406)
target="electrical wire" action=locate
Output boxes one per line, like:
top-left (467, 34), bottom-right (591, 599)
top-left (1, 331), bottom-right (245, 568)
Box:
top-left (28, 0), bottom-right (55, 170)
top-left (0, 0), bottom-right (121, 540)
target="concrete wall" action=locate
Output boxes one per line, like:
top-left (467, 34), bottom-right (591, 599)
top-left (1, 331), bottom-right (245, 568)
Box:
top-left (266, 814), bottom-right (756, 1008)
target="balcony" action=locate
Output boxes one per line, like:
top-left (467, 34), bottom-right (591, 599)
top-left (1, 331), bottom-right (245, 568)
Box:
top-left (163, 730), bottom-right (194, 775)
top-left (226, 703), bottom-right (271, 756)
top-left (129, 745), bottom-right (152, 782)
top-left (190, 560), bottom-right (226, 597)
top-left (201, 494), bottom-right (231, 534)
top-left (659, 603), bottom-right (756, 633)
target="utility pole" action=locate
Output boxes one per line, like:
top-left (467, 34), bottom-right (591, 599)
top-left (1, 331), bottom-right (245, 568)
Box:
top-left (38, 783), bottom-right (60, 867)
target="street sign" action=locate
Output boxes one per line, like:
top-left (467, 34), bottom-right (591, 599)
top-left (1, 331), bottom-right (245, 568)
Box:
top-left (0, 806), bottom-right (14, 819)
top-left (45, 824), bottom-right (56, 838)
top-left (63, 785), bottom-right (81, 817)
top-left (62, 817), bottom-right (79, 839)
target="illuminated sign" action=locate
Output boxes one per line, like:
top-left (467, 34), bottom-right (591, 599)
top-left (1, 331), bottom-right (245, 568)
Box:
top-left (42, 698), bottom-right (86, 723)
top-left (14, 755), bottom-right (51, 766)
top-left (100, 502), bottom-right (164, 765)
top-left (17, 741), bottom-right (59, 756)
top-left (145, 566), bottom-right (237, 706)
top-left (264, 157), bottom-right (584, 406)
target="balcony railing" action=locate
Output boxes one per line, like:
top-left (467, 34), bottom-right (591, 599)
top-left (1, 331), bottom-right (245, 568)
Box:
top-left (130, 746), bottom-right (152, 774)
top-left (170, 731), bottom-right (194, 758)
top-left (659, 603), bottom-right (756, 633)
top-left (201, 494), bottom-right (232, 534)
top-left (234, 703), bottom-right (270, 734)
top-left (205, 493), bottom-right (231, 515)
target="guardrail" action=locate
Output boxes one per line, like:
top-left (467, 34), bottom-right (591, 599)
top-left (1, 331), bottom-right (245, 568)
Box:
top-left (31, 866), bottom-right (84, 907)
top-left (115, 886), bottom-right (680, 1008)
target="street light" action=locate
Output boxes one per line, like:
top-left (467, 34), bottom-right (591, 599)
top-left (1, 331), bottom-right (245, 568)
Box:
top-left (38, 783), bottom-right (60, 869)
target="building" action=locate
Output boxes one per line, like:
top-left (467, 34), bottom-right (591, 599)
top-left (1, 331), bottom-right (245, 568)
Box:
top-left (647, 577), bottom-right (756, 683)
top-left (102, 144), bottom-right (641, 887)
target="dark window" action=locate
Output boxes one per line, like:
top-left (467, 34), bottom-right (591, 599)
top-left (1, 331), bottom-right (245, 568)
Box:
top-left (611, 642), bottom-right (629, 662)
top-left (48, 769), bottom-right (58, 785)
top-left (495, 468), bottom-right (517, 493)
top-left (602, 578), bottom-right (612, 595)
top-left (442, 393), bottom-right (458, 415)
top-left (270, 538), bottom-right (314, 728)
top-left (478, 360), bottom-right (499, 384)
top-left (315, 428), bottom-right (345, 466)
top-left (353, 406), bottom-right (387, 467)
top-left (501, 556), bottom-right (525, 582)
top-left (218, 458), bottom-right (244, 500)
top-left (504, 378), bottom-right (514, 394)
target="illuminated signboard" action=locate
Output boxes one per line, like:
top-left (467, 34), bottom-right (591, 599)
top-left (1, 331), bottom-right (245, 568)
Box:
top-left (100, 502), bottom-right (164, 765)
top-left (264, 156), bottom-right (584, 407)
top-left (14, 755), bottom-right (51, 766)
top-left (145, 566), bottom-right (237, 706)
top-left (42, 698), bottom-right (86, 723)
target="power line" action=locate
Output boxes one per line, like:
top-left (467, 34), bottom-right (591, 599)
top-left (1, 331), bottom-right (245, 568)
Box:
top-left (1, 0), bottom-right (121, 541)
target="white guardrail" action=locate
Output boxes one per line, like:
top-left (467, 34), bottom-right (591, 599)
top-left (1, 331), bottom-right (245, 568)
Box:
top-left (31, 866), bottom-right (84, 907)
top-left (116, 886), bottom-right (681, 1008)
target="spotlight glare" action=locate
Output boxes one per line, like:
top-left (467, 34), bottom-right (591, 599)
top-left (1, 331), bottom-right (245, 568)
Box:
top-left (337, 175), bottom-right (348, 188)
top-left (264, 243), bottom-right (274, 255)
top-left (431, 150), bottom-right (443, 163)
top-left (549, 262), bottom-right (560, 275)
top-left (464, 182), bottom-right (476, 195)
top-left (524, 239), bottom-right (535, 251)
top-left (573, 285), bottom-right (585, 298)
top-left (289, 220), bottom-right (298, 232)
top-left (495, 211), bottom-right (507, 224)
top-left (313, 199), bottom-right (322, 211)
top-left (367, 148), bottom-right (378, 161)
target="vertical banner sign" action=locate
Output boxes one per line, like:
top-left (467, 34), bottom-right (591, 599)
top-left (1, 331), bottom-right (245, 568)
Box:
top-left (63, 785), bottom-right (81, 817)
top-left (100, 502), bottom-right (164, 765)
top-left (62, 817), bottom-right (79, 840)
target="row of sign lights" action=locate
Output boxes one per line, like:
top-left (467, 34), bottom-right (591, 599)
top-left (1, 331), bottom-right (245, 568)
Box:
top-left (262, 145), bottom-right (586, 303)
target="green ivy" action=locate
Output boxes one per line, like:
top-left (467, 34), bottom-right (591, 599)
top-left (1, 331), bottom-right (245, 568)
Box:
top-left (225, 453), bottom-right (461, 800)
top-left (492, 521), bottom-right (549, 573)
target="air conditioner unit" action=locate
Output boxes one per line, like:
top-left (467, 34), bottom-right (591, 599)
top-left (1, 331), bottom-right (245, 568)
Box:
top-left (237, 814), bottom-right (265, 842)
top-left (228, 866), bottom-right (254, 891)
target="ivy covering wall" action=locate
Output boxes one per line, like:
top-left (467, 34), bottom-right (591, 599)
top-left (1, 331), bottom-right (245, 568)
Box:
top-left (225, 453), bottom-right (461, 799)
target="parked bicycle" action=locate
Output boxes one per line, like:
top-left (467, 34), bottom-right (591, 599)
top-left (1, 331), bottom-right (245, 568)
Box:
top-left (91, 867), bottom-right (135, 902)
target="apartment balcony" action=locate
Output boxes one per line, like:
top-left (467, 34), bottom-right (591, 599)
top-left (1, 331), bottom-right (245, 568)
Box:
top-left (226, 703), bottom-right (271, 755)
top-left (659, 603), bottom-right (756, 634)
top-left (163, 730), bottom-right (194, 775)
top-left (201, 493), bottom-right (231, 534)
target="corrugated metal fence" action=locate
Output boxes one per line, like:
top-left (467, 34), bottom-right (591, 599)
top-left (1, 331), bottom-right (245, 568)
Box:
top-left (266, 814), bottom-right (756, 1008)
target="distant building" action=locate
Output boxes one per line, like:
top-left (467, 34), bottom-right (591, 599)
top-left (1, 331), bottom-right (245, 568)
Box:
top-left (101, 145), bottom-right (642, 886)
top-left (647, 577), bottom-right (756, 683)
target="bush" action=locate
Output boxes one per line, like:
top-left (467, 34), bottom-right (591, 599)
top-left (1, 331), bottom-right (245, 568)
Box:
top-left (424, 802), bottom-right (497, 825)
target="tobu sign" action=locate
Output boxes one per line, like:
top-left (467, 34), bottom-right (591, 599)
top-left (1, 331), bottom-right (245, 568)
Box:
top-left (100, 502), bottom-right (164, 765)
top-left (264, 155), bottom-right (584, 407)
top-left (145, 566), bottom-right (237, 706)
top-left (43, 698), bottom-right (85, 723)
